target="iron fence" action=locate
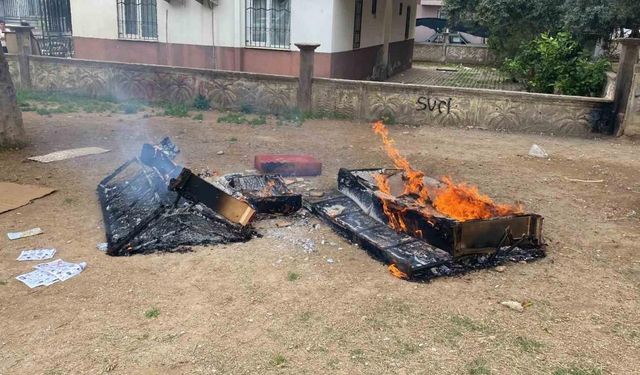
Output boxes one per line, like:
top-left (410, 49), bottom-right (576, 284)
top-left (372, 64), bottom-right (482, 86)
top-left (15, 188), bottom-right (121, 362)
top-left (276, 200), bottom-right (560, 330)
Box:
top-left (117, 0), bottom-right (158, 41)
top-left (245, 0), bottom-right (290, 49)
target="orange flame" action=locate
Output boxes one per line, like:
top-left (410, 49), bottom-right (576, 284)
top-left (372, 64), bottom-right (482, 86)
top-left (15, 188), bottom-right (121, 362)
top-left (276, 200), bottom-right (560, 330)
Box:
top-left (373, 121), bottom-right (430, 204)
top-left (388, 264), bottom-right (408, 279)
top-left (372, 121), bottom-right (522, 223)
top-left (433, 176), bottom-right (523, 221)
top-left (259, 180), bottom-right (277, 196)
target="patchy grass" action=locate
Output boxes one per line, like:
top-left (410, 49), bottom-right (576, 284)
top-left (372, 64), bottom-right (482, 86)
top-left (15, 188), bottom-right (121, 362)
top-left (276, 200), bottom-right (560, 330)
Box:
top-left (287, 271), bottom-right (300, 282)
top-left (63, 197), bottom-right (76, 205)
top-left (144, 307), bottom-right (160, 319)
top-left (467, 358), bottom-right (491, 375)
top-left (553, 366), bottom-right (603, 375)
top-left (349, 349), bottom-right (365, 362)
top-left (0, 280), bottom-right (7, 286)
top-left (270, 354), bottom-right (287, 367)
top-left (162, 102), bottom-right (190, 117)
top-left (227, 137), bottom-right (238, 142)
top-left (120, 102), bottom-right (141, 114)
top-left (299, 311), bottom-right (312, 322)
top-left (17, 89), bottom-right (120, 114)
top-left (515, 336), bottom-right (544, 353)
top-left (192, 113), bottom-right (204, 121)
top-left (218, 112), bottom-right (266, 126)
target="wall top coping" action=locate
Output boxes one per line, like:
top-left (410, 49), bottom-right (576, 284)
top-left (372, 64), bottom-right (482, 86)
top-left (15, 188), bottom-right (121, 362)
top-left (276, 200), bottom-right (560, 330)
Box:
top-left (27, 55), bottom-right (299, 83)
top-left (314, 77), bottom-right (614, 105)
top-left (415, 43), bottom-right (490, 49)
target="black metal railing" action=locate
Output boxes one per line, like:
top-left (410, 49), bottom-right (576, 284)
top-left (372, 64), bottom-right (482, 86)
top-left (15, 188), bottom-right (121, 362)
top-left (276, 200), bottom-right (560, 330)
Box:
top-left (117, 0), bottom-right (158, 41)
top-left (353, 0), bottom-right (363, 49)
top-left (245, 0), bottom-right (290, 49)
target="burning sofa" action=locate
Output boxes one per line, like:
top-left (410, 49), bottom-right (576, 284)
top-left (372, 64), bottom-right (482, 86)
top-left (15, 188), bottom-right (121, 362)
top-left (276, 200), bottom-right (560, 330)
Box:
top-left (306, 122), bottom-right (545, 280)
top-left (97, 138), bottom-right (302, 256)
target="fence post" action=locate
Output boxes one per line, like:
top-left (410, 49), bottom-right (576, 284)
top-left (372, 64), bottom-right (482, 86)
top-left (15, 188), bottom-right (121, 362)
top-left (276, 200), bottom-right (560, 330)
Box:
top-left (295, 43), bottom-right (320, 113)
top-left (10, 26), bottom-right (35, 89)
top-left (613, 38), bottom-right (640, 136)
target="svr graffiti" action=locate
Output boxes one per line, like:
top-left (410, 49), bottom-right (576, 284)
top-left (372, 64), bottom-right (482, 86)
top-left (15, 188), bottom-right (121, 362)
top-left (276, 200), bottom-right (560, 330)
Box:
top-left (416, 97), bottom-right (452, 114)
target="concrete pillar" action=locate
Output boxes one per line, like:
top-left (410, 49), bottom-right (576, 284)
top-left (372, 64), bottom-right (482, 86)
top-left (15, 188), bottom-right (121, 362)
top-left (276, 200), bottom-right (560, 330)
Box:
top-left (6, 26), bottom-right (35, 89)
top-left (613, 38), bottom-right (640, 136)
top-left (295, 43), bottom-right (320, 113)
top-left (380, 0), bottom-right (394, 77)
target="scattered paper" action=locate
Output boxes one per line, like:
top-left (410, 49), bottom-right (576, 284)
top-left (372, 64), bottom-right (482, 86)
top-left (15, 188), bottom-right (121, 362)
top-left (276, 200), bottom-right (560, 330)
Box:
top-left (15, 269), bottom-right (60, 288)
top-left (34, 259), bottom-right (87, 282)
top-left (17, 248), bottom-right (56, 261)
top-left (0, 182), bottom-right (55, 214)
top-left (7, 227), bottom-right (44, 240)
top-left (28, 147), bottom-right (110, 163)
top-left (97, 242), bottom-right (108, 252)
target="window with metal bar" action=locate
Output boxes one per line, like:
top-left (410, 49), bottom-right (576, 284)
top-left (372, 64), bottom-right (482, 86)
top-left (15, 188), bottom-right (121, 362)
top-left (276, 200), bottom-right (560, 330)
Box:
top-left (353, 0), bottom-right (363, 49)
top-left (245, 0), bottom-right (290, 49)
top-left (117, 0), bottom-right (157, 41)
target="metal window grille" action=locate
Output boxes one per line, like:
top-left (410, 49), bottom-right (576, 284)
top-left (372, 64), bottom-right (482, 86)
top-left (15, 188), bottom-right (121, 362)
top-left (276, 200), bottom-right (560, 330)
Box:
top-left (353, 0), bottom-right (363, 49)
top-left (405, 6), bottom-right (411, 39)
top-left (117, 0), bottom-right (157, 41)
top-left (245, 0), bottom-right (290, 49)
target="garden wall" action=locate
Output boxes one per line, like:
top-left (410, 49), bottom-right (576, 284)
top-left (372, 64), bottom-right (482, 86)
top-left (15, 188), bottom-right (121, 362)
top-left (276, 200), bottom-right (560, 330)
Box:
top-left (623, 65), bottom-right (640, 136)
top-left (25, 56), bottom-right (298, 114)
top-left (413, 43), bottom-right (495, 65)
top-left (7, 55), bottom-right (615, 137)
top-left (6, 54), bottom-right (21, 89)
top-left (311, 79), bottom-right (612, 137)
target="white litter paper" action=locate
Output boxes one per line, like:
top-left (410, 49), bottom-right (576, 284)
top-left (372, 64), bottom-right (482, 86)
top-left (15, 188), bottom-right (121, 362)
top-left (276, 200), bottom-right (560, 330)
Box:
top-left (7, 227), bottom-right (44, 240)
top-left (28, 147), bottom-right (110, 163)
top-left (17, 248), bottom-right (57, 261)
top-left (15, 269), bottom-right (60, 288)
top-left (34, 259), bottom-right (87, 282)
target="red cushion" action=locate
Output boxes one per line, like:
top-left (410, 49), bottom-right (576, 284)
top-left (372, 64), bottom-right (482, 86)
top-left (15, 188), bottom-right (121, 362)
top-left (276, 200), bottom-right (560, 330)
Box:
top-left (254, 154), bottom-right (322, 176)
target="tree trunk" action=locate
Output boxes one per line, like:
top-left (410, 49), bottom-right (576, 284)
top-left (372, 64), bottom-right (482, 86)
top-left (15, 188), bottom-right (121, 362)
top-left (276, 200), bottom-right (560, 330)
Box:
top-left (0, 48), bottom-right (26, 149)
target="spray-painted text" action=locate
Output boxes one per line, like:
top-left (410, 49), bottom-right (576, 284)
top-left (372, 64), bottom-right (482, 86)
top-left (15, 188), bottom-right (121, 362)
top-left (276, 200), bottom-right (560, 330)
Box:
top-left (416, 97), bottom-right (452, 114)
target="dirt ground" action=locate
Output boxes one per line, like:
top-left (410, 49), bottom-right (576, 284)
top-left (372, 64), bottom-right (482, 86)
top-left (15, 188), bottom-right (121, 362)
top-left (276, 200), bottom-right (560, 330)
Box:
top-left (1, 110), bottom-right (639, 375)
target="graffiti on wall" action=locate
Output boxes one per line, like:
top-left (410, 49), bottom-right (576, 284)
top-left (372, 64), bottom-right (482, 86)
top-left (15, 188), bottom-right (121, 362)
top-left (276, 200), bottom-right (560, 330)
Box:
top-left (416, 96), bottom-right (452, 114)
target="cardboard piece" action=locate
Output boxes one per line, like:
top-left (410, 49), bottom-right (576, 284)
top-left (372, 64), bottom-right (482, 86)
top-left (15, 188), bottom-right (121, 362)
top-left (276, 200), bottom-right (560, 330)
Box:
top-left (28, 147), bottom-right (110, 163)
top-left (0, 182), bottom-right (55, 214)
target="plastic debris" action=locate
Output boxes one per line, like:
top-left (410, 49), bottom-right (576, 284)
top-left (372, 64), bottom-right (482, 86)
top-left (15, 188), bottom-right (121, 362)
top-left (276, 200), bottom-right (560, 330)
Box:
top-left (97, 243), bottom-right (108, 252)
top-left (28, 147), bottom-right (110, 163)
top-left (7, 228), bottom-right (44, 240)
top-left (500, 300), bottom-right (524, 312)
top-left (17, 248), bottom-right (56, 261)
top-left (528, 144), bottom-right (548, 158)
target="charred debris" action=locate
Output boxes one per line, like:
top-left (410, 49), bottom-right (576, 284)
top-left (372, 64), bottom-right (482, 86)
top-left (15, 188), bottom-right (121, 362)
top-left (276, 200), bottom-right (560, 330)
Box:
top-left (98, 135), bottom-right (545, 281)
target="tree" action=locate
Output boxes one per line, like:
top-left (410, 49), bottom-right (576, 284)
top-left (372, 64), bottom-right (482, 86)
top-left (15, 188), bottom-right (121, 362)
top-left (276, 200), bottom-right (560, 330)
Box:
top-left (445, 0), bottom-right (640, 57)
top-left (0, 47), bottom-right (26, 149)
top-left (444, 0), bottom-right (563, 58)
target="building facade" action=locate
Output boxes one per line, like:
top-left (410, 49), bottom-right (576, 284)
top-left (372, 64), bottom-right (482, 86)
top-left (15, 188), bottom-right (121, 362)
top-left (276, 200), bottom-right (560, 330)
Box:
top-left (67, 0), bottom-right (418, 80)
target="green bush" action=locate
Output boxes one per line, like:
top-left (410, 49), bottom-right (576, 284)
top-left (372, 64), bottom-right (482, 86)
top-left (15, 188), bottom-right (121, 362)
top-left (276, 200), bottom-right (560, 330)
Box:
top-left (504, 32), bottom-right (610, 97)
top-left (162, 102), bottom-right (190, 117)
top-left (193, 94), bottom-right (211, 110)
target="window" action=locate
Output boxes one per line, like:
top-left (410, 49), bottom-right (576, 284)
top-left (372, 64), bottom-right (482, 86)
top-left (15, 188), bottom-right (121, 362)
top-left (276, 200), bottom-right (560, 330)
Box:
top-left (399, 3), bottom-right (403, 15)
top-left (372, 0), bottom-right (377, 16)
top-left (246, 0), bottom-right (290, 49)
top-left (353, 0), bottom-right (363, 49)
top-left (405, 6), bottom-right (411, 39)
top-left (117, 0), bottom-right (157, 40)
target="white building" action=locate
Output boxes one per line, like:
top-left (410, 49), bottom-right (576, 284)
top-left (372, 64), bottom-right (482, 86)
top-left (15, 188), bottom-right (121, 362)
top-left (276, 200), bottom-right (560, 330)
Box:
top-left (68, 0), bottom-right (418, 80)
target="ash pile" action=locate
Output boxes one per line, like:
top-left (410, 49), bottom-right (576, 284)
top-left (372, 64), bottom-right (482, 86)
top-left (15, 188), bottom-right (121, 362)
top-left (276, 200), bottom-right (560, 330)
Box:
top-left (97, 138), bottom-right (301, 256)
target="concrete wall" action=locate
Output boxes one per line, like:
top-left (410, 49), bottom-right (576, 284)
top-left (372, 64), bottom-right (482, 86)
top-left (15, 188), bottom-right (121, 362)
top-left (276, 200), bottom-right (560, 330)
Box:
top-left (414, 42), bottom-right (495, 64)
top-left (11, 55), bottom-right (614, 138)
top-left (312, 78), bottom-right (613, 137)
top-left (623, 65), bottom-right (640, 136)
